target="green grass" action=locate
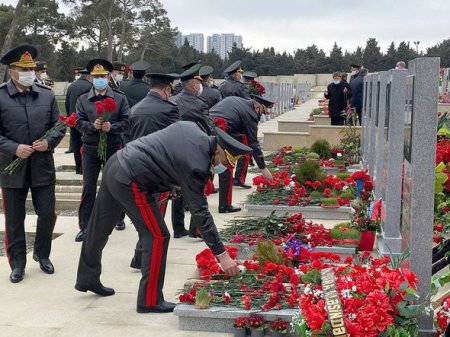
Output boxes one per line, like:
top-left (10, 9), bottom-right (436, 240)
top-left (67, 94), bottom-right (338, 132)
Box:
top-left (57, 100), bottom-right (67, 116)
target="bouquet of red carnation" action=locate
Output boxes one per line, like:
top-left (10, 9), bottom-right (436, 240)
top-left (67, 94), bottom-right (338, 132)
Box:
top-left (248, 80), bottom-right (266, 96)
top-left (247, 313), bottom-right (266, 330)
top-left (270, 318), bottom-right (289, 333)
top-left (95, 97), bottom-right (117, 161)
top-left (213, 117), bottom-right (227, 132)
top-left (234, 316), bottom-right (248, 329)
top-left (5, 112), bottom-right (77, 175)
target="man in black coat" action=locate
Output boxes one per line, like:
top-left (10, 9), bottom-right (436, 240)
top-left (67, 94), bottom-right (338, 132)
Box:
top-left (219, 60), bottom-right (251, 99)
top-left (324, 72), bottom-right (352, 125)
top-left (75, 59), bottom-right (130, 242)
top-left (127, 72), bottom-right (182, 269)
top-left (65, 67), bottom-right (92, 174)
top-left (119, 60), bottom-right (150, 108)
top-left (170, 64), bottom-right (212, 238)
top-left (173, 61), bottom-right (200, 95)
top-left (0, 45), bottom-right (66, 283)
top-left (209, 95), bottom-right (273, 213)
top-left (109, 61), bottom-right (126, 89)
top-left (199, 65), bottom-right (222, 108)
top-left (349, 68), bottom-right (368, 125)
top-left (75, 122), bottom-right (249, 313)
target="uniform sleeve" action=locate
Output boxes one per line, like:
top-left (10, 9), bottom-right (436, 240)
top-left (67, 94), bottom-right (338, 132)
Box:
top-left (181, 176), bottom-right (225, 256)
top-left (345, 83), bottom-right (352, 100)
top-left (109, 96), bottom-right (130, 135)
top-left (46, 95), bottom-right (66, 150)
top-left (75, 97), bottom-right (96, 135)
top-left (64, 87), bottom-right (70, 117)
top-left (244, 111), bottom-right (265, 169)
top-left (240, 83), bottom-right (251, 99)
top-left (0, 103), bottom-right (19, 156)
top-left (324, 84), bottom-right (331, 99)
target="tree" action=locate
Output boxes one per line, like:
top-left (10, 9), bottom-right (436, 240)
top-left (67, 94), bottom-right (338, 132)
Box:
top-left (383, 42), bottom-right (397, 69)
top-left (427, 38), bottom-right (450, 67)
top-left (328, 42), bottom-right (344, 72)
top-left (396, 41), bottom-right (417, 65)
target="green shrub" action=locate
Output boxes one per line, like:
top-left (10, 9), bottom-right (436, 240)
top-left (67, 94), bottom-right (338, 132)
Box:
top-left (295, 160), bottom-right (326, 185)
top-left (309, 190), bottom-right (322, 200)
top-left (330, 223), bottom-right (361, 242)
top-left (306, 152), bottom-right (320, 159)
top-left (309, 107), bottom-right (323, 117)
top-left (338, 189), bottom-right (356, 200)
top-left (336, 172), bottom-right (350, 180)
top-left (310, 139), bottom-right (331, 159)
top-left (333, 159), bottom-right (344, 166)
top-left (321, 197), bottom-right (338, 206)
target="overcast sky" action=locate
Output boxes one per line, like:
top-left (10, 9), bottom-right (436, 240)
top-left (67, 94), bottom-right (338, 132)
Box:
top-left (2, 0), bottom-right (448, 54)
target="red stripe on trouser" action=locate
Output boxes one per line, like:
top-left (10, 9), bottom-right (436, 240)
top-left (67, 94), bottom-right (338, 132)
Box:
top-left (227, 164), bottom-right (233, 205)
top-left (131, 183), bottom-right (163, 306)
top-left (158, 192), bottom-right (169, 217)
top-left (239, 135), bottom-right (250, 184)
top-left (1, 188), bottom-right (10, 262)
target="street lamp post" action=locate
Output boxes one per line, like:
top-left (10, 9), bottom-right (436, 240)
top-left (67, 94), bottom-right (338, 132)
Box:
top-left (413, 41), bottom-right (420, 54)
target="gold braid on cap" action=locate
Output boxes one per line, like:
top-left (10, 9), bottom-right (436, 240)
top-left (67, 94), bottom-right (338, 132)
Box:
top-left (11, 51), bottom-right (36, 68)
top-left (224, 149), bottom-right (242, 168)
top-left (91, 64), bottom-right (109, 75)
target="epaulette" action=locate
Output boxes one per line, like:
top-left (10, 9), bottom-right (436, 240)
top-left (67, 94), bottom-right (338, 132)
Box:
top-left (112, 88), bottom-right (126, 95)
top-left (35, 83), bottom-right (52, 90)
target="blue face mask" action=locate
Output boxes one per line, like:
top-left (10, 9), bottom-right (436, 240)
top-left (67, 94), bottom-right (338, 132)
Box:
top-left (213, 163), bottom-right (228, 175)
top-left (333, 80), bottom-right (341, 85)
top-left (93, 78), bottom-right (108, 90)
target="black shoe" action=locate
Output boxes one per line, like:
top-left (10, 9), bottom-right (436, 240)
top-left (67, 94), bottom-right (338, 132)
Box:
top-left (65, 149), bottom-right (74, 154)
top-left (174, 229), bottom-right (189, 239)
top-left (233, 179), bottom-right (252, 189)
top-left (75, 283), bottom-right (115, 296)
top-left (75, 228), bottom-right (86, 242)
top-left (211, 188), bottom-right (219, 194)
top-left (219, 205), bottom-right (242, 213)
top-left (10, 268), bottom-right (24, 283)
top-left (248, 161), bottom-right (255, 167)
top-left (137, 301), bottom-right (176, 313)
top-left (115, 220), bottom-right (126, 231)
top-left (33, 254), bottom-right (54, 274)
top-left (130, 256), bottom-right (141, 270)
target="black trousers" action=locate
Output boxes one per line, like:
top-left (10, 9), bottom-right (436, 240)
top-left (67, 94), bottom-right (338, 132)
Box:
top-left (330, 115), bottom-right (345, 126)
top-left (234, 135), bottom-right (250, 184)
top-left (2, 185), bottom-right (56, 270)
top-left (70, 127), bottom-right (82, 174)
top-left (218, 164), bottom-right (233, 208)
top-left (171, 196), bottom-right (186, 235)
top-left (78, 144), bottom-right (123, 229)
top-left (76, 155), bottom-right (170, 308)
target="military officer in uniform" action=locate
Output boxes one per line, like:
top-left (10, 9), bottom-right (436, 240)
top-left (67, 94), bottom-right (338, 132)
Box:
top-left (119, 60), bottom-right (150, 108)
top-left (199, 65), bottom-right (222, 108)
top-left (75, 59), bottom-right (129, 242)
top-left (127, 72), bottom-right (181, 269)
top-left (75, 121), bottom-right (248, 313)
top-left (109, 61), bottom-right (126, 89)
top-left (210, 95), bottom-right (274, 213)
top-left (170, 64), bottom-right (212, 238)
top-left (65, 67), bottom-right (92, 174)
top-left (0, 45), bottom-right (66, 283)
top-left (219, 60), bottom-right (251, 99)
top-left (242, 71), bottom-right (258, 85)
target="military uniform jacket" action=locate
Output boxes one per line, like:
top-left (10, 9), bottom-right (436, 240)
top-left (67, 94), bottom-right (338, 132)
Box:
top-left (169, 90), bottom-right (211, 134)
top-left (200, 83), bottom-right (222, 108)
top-left (209, 96), bottom-right (266, 169)
top-left (119, 79), bottom-right (150, 108)
top-left (65, 76), bottom-right (92, 115)
top-left (117, 121), bottom-right (225, 255)
top-left (75, 86), bottom-right (129, 147)
top-left (129, 91), bottom-right (180, 140)
top-left (0, 81), bottom-right (65, 188)
top-left (218, 77), bottom-right (251, 99)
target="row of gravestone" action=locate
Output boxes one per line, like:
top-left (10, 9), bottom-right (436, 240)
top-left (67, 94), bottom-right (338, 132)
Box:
top-left (360, 57), bottom-right (440, 336)
top-left (260, 82), bottom-right (311, 116)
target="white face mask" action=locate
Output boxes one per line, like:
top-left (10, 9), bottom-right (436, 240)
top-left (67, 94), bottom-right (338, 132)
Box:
top-left (75, 75), bottom-right (81, 81)
top-left (14, 70), bottom-right (36, 87)
top-left (40, 72), bottom-right (48, 80)
top-left (115, 74), bottom-right (123, 83)
top-left (208, 79), bottom-right (214, 88)
top-left (197, 83), bottom-right (203, 96)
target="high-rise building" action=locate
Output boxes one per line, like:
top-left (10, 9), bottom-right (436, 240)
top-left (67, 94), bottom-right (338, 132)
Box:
top-left (183, 33), bottom-right (204, 53)
top-left (207, 33), bottom-right (243, 59)
top-left (207, 34), bottom-right (221, 55)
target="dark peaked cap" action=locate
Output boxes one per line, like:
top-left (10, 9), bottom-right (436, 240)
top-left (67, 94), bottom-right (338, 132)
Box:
top-left (178, 63), bottom-right (203, 82)
top-left (0, 44), bottom-right (37, 66)
top-left (146, 73), bottom-right (179, 85)
top-left (250, 94), bottom-right (274, 108)
top-left (130, 60), bottom-right (150, 71)
top-left (223, 60), bottom-right (242, 75)
top-left (182, 60), bottom-right (201, 71)
top-left (350, 64), bottom-right (361, 68)
top-left (199, 65), bottom-right (214, 77)
top-left (214, 127), bottom-right (252, 157)
top-left (243, 71), bottom-right (257, 79)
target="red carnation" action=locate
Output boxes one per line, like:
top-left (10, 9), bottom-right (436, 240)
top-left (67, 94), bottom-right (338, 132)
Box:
top-left (214, 117), bottom-right (227, 131)
top-left (64, 112), bottom-right (77, 127)
top-left (95, 101), bottom-right (104, 115)
top-left (102, 97), bottom-right (117, 112)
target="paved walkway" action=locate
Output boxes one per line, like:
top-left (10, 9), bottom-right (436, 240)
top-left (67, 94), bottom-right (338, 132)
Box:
top-left (0, 93), bottom-right (340, 337)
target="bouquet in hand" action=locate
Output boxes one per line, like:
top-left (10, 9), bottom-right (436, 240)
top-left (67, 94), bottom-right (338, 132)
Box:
top-left (5, 112), bottom-right (77, 175)
top-left (95, 97), bottom-right (117, 161)
top-left (248, 80), bottom-right (266, 96)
